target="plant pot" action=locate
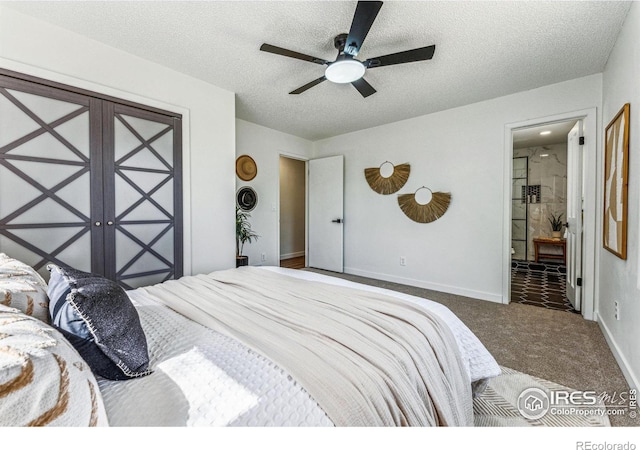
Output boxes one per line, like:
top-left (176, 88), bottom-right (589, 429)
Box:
top-left (551, 231), bottom-right (562, 239)
top-left (236, 255), bottom-right (248, 268)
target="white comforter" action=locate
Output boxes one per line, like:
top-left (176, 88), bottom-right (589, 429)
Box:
top-left (264, 267), bottom-right (501, 385)
top-left (98, 267), bottom-right (500, 426)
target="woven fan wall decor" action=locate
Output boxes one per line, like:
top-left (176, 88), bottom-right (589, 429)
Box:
top-left (397, 187), bottom-right (451, 223)
top-left (364, 162), bottom-right (410, 195)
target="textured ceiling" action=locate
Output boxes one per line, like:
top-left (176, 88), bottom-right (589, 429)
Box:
top-left (3, 1), bottom-right (632, 141)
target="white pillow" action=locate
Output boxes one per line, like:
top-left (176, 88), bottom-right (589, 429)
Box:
top-left (0, 253), bottom-right (50, 323)
top-left (0, 304), bottom-right (109, 426)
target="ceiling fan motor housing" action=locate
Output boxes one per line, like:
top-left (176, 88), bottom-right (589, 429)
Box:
top-left (334, 33), bottom-right (348, 53)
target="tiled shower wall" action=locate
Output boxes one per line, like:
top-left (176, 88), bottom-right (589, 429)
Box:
top-left (513, 143), bottom-right (568, 261)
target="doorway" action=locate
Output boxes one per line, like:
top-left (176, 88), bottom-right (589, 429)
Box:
top-left (504, 108), bottom-right (598, 320)
top-left (510, 120), bottom-right (578, 313)
top-left (279, 156), bottom-right (306, 269)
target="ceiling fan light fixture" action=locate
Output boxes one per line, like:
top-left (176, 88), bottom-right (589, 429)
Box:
top-left (259, 2), bottom-right (435, 97)
top-left (325, 58), bottom-right (365, 83)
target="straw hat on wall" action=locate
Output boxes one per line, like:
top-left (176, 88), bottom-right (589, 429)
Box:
top-left (236, 155), bottom-right (257, 181)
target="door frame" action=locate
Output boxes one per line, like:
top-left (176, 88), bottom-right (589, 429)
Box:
top-left (502, 108), bottom-right (598, 320)
top-left (277, 152), bottom-right (309, 267)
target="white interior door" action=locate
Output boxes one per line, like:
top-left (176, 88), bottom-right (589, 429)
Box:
top-left (566, 121), bottom-right (583, 311)
top-left (308, 155), bottom-right (344, 272)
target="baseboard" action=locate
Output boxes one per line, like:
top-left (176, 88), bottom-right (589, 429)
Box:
top-left (343, 267), bottom-right (503, 304)
top-left (596, 313), bottom-right (639, 391)
top-left (280, 251), bottom-right (305, 260)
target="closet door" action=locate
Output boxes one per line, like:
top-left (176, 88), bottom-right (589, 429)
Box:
top-left (0, 74), bottom-right (102, 277)
top-left (1, 71), bottom-right (183, 288)
top-left (103, 103), bottom-right (182, 289)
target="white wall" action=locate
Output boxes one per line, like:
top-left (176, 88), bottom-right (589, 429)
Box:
top-left (235, 119), bottom-right (313, 267)
top-left (313, 74), bottom-right (602, 303)
top-left (0, 6), bottom-right (236, 276)
top-left (599, 1), bottom-right (640, 390)
top-left (279, 157), bottom-right (306, 259)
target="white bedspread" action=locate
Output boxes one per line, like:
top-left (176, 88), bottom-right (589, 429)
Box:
top-left (264, 267), bottom-right (501, 385)
top-left (98, 291), bottom-right (333, 426)
top-left (98, 267), bottom-right (500, 426)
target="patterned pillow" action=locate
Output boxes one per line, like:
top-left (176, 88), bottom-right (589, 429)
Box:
top-left (0, 253), bottom-right (50, 323)
top-left (0, 304), bottom-right (109, 426)
top-left (47, 264), bottom-right (151, 381)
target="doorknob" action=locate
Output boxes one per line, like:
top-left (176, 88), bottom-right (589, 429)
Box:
top-left (107, 221), bottom-right (114, 226)
top-left (94, 221), bottom-right (102, 227)
top-left (331, 218), bottom-right (343, 224)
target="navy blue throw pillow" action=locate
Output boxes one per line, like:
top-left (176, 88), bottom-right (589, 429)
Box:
top-left (47, 264), bottom-right (151, 380)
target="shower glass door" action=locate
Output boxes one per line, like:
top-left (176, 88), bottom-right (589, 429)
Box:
top-left (512, 157), bottom-right (528, 260)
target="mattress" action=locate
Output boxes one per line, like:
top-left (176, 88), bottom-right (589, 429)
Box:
top-left (98, 267), bottom-right (500, 426)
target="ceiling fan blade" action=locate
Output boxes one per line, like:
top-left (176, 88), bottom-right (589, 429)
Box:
top-left (344, 1), bottom-right (383, 57)
top-left (365, 45), bottom-right (436, 68)
top-left (289, 76), bottom-right (327, 95)
top-left (260, 43), bottom-right (329, 65)
top-left (351, 78), bottom-right (376, 98)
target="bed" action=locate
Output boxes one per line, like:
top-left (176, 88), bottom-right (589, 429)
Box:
top-left (0, 253), bottom-right (501, 427)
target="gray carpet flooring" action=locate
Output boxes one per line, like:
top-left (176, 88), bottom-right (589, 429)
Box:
top-left (304, 268), bottom-right (638, 427)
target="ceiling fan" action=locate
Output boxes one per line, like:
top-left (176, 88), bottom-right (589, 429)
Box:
top-left (259, 1), bottom-right (436, 98)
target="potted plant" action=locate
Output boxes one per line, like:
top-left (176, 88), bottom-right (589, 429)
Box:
top-left (548, 212), bottom-right (564, 239)
top-left (236, 206), bottom-right (259, 267)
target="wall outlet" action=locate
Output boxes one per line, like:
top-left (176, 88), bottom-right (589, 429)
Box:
top-left (261, 252), bottom-right (267, 262)
top-left (614, 301), bottom-right (620, 320)
top-left (400, 256), bottom-right (406, 266)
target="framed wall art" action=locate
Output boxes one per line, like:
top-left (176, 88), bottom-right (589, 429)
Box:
top-left (603, 103), bottom-right (630, 259)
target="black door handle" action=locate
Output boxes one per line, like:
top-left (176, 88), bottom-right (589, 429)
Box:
top-left (332, 218), bottom-right (343, 224)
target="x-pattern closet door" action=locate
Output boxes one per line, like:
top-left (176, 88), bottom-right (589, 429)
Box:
top-left (104, 103), bottom-right (182, 289)
top-left (0, 74), bottom-right (102, 277)
top-left (0, 71), bottom-right (182, 288)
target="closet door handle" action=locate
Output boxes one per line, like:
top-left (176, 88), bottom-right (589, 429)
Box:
top-left (94, 221), bottom-right (102, 227)
top-left (107, 221), bottom-right (114, 226)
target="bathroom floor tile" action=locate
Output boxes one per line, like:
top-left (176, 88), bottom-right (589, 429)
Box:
top-left (510, 260), bottom-right (578, 313)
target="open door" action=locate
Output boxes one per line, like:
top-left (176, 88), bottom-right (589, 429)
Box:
top-left (566, 121), bottom-right (583, 311)
top-left (279, 156), bottom-right (306, 268)
top-left (308, 155), bottom-right (344, 272)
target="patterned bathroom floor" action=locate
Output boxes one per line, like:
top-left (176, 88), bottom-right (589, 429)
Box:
top-left (510, 260), bottom-right (578, 313)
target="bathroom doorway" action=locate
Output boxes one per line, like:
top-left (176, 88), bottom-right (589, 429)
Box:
top-left (504, 108), bottom-right (598, 320)
top-left (510, 119), bottom-right (579, 313)
top-left (279, 155), bottom-right (306, 269)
